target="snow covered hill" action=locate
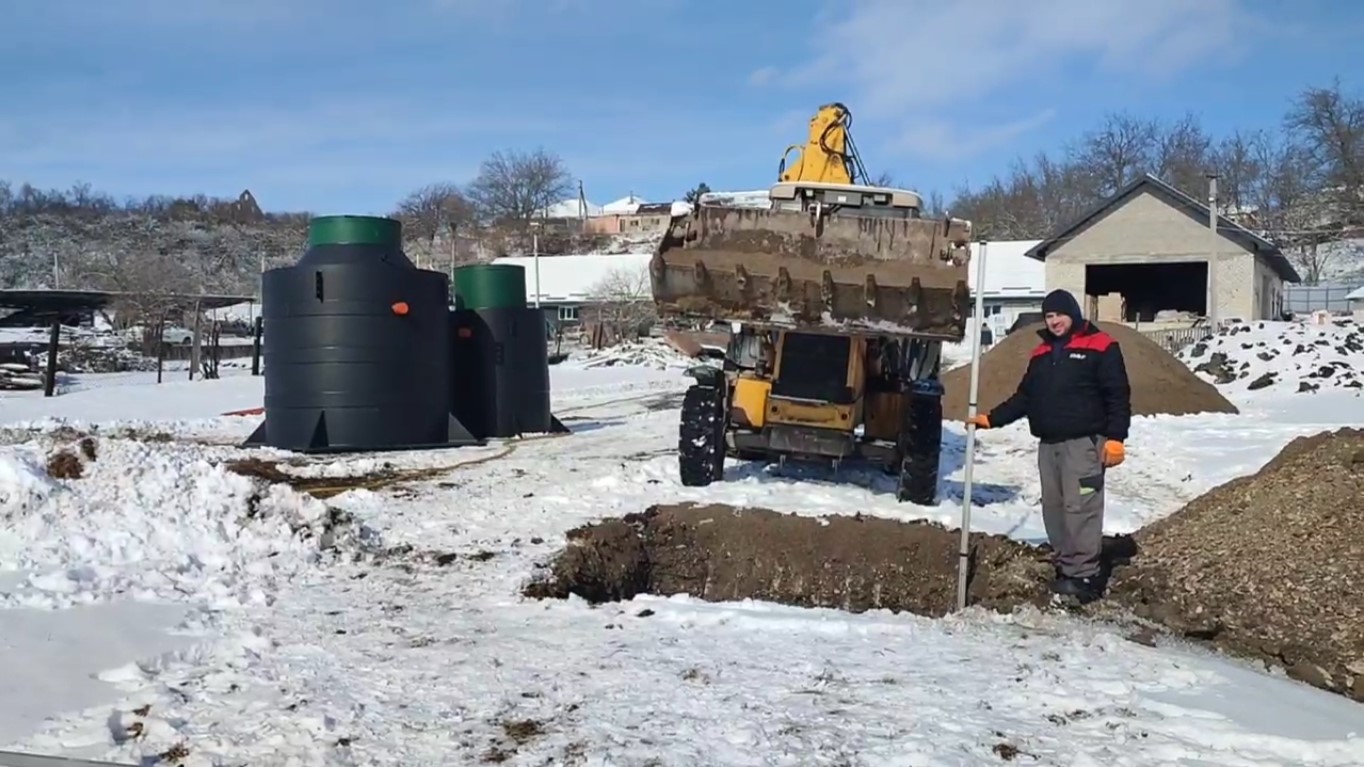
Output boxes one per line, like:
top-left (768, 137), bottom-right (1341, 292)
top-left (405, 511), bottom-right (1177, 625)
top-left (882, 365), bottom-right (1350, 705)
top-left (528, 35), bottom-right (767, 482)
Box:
top-left (1179, 318), bottom-right (1364, 394)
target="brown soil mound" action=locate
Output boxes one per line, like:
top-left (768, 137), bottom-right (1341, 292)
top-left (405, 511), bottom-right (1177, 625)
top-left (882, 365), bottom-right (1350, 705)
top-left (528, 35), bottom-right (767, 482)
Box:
top-left (1108, 428), bottom-right (1364, 700)
top-left (525, 503), bottom-right (1061, 617)
top-left (942, 322), bottom-right (1238, 421)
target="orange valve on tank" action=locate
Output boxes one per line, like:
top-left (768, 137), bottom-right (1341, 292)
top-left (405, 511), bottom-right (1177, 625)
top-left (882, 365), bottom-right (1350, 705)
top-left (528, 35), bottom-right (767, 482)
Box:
top-left (391, 301), bottom-right (410, 316)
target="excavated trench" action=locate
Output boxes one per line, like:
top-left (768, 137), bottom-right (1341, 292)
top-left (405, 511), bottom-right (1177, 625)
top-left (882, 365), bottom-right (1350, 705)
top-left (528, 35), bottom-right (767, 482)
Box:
top-left (521, 502), bottom-right (1130, 618)
top-left (528, 434), bottom-right (1364, 706)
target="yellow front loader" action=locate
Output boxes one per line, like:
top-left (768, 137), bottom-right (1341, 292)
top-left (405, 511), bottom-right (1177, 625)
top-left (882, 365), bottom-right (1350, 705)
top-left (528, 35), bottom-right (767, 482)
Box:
top-left (652, 103), bottom-right (974, 505)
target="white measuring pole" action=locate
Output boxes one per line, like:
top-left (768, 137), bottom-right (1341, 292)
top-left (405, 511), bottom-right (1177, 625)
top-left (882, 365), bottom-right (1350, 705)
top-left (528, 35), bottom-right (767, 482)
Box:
top-left (955, 239), bottom-right (990, 612)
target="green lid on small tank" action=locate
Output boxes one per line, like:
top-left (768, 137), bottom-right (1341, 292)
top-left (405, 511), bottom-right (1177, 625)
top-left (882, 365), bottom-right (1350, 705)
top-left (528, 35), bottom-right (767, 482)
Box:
top-left (452, 264), bottom-right (527, 310)
top-left (308, 215), bottom-right (403, 247)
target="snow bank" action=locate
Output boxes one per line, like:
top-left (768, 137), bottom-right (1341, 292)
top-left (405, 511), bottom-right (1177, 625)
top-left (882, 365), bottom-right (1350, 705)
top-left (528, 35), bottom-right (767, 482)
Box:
top-left (0, 437), bottom-right (377, 610)
top-left (1179, 318), bottom-right (1364, 394)
top-left (569, 338), bottom-right (695, 371)
top-left (698, 189), bottom-right (770, 209)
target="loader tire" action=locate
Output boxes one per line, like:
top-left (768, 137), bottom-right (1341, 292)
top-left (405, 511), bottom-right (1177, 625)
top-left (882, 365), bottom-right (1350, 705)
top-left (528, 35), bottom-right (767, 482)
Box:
top-left (679, 384), bottom-right (726, 487)
top-left (896, 381), bottom-right (944, 505)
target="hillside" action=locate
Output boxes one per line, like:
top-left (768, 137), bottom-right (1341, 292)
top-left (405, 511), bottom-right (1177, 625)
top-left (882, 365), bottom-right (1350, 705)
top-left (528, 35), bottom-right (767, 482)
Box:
top-left (0, 193), bottom-right (657, 299)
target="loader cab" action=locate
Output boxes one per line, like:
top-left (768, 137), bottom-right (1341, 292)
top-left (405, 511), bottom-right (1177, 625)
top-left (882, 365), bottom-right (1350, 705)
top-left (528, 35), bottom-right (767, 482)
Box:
top-left (767, 181), bottom-right (923, 220)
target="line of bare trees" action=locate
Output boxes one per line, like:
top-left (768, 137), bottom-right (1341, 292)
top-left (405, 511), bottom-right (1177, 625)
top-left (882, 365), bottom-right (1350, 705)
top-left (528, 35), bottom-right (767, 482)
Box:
top-left (5, 79), bottom-right (1359, 297)
top-left (946, 79), bottom-right (1364, 283)
top-left (391, 147), bottom-right (576, 261)
top-left (0, 146), bottom-right (579, 302)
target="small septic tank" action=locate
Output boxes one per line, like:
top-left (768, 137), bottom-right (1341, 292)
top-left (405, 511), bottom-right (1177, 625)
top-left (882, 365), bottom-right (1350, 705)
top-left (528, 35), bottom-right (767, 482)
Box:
top-left (244, 215), bottom-right (480, 453)
top-left (450, 263), bottom-right (568, 440)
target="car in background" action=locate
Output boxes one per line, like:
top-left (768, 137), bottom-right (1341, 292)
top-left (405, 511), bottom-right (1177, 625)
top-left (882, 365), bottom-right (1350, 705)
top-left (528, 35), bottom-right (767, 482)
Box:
top-left (121, 324), bottom-right (194, 346)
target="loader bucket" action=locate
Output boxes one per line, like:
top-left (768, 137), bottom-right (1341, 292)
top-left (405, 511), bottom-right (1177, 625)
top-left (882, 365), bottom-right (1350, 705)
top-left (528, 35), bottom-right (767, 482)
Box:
top-left (649, 205), bottom-right (974, 340)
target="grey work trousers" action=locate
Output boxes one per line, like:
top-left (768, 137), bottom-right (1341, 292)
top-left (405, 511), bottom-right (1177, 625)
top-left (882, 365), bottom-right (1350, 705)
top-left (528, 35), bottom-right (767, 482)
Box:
top-left (1037, 436), bottom-right (1106, 579)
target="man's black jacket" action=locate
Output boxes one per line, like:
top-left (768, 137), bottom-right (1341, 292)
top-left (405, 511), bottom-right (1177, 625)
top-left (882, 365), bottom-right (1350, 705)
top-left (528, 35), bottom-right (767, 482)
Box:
top-left (985, 321), bottom-right (1133, 442)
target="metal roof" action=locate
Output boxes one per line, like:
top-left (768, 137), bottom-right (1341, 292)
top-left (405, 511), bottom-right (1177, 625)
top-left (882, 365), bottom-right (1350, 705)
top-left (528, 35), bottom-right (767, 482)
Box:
top-left (1022, 173), bottom-right (1301, 284)
top-left (0, 289), bottom-right (254, 313)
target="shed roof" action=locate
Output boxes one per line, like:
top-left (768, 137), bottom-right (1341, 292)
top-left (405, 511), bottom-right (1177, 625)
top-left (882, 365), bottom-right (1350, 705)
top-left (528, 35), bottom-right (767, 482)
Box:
top-left (1022, 173), bottom-right (1301, 283)
top-left (0, 289), bottom-right (253, 315)
top-left (491, 252), bottom-right (653, 305)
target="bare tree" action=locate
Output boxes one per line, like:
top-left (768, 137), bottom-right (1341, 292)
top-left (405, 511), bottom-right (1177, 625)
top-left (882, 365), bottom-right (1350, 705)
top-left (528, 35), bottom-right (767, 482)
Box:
top-left (923, 190), bottom-right (946, 216)
top-left (393, 182), bottom-right (475, 269)
top-left (1244, 133), bottom-right (1336, 282)
top-left (465, 148), bottom-right (574, 225)
top-left (951, 152), bottom-right (1099, 239)
top-left (585, 264), bottom-right (656, 340)
top-left (1152, 113), bottom-right (1214, 195)
top-left (683, 183), bottom-right (712, 204)
top-left (1070, 112), bottom-right (1160, 195)
top-left (1284, 79), bottom-right (1364, 227)
top-left (395, 183), bottom-right (473, 244)
top-left (1211, 130), bottom-right (1266, 215)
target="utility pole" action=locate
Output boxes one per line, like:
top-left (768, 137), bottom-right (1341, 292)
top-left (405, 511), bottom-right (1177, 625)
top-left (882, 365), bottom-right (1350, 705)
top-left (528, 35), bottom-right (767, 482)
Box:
top-left (1206, 173), bottom-right (1219, 328)
top-left (447, 224), bottom-right (456, 293)
top-left (531, 221), bottom-right (542, 309)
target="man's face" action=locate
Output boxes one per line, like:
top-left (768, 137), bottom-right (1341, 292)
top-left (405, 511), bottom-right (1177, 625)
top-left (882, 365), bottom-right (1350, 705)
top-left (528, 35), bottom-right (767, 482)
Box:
top-left (1045, 311), bottom-right (1072, 336)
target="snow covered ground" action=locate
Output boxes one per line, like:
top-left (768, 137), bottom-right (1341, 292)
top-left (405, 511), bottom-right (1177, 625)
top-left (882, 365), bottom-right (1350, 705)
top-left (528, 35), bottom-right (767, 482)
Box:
top-left (0, 334), bottom-right (1363, 765)
top-left (1179, 317), bottom-right (1364, 395)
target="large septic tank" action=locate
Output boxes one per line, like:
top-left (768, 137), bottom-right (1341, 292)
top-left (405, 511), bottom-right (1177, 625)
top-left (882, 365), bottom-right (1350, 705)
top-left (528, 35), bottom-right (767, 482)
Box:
top-left (244, 215), bottom-right (480, 453)
top-left (449, 263), bottom-right (568, 440)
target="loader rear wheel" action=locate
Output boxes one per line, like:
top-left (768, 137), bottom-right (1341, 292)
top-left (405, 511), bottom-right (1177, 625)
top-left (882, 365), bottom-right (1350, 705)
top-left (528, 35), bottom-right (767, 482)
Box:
top-left (679, 384), bottom-right (726, 487)
top-left (896, 381), bottom-right (943, 505)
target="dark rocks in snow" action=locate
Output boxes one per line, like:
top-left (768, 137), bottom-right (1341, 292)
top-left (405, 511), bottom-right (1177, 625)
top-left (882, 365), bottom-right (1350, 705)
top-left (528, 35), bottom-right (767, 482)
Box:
top-left (1192, 352), bottom-right (1238, 385)
top-left (1247, 372), bottom-right (1277, 390)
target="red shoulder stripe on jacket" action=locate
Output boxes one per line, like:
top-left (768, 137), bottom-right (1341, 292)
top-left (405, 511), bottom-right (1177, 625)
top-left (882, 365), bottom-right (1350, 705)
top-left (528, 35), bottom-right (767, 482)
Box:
top-left (1067, 331), bottom-right (1114, 352)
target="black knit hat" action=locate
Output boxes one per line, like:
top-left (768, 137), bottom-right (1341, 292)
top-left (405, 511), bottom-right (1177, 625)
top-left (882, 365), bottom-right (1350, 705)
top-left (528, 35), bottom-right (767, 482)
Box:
top-left (1041, 289), bottom-right (1082, 322)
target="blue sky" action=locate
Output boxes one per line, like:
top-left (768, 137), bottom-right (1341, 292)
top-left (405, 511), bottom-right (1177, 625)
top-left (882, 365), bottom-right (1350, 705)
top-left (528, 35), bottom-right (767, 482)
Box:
top-left (2, 0), bottom-right (1360, 216)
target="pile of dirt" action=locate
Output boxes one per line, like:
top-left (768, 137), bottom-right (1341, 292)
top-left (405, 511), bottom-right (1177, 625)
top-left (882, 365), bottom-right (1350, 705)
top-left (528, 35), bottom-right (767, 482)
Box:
top-left (1107, 428), bottom-right (1364, 699)
top-left (45, 436), bottom-right (98, 479)
top-left (524, 502), bottom-right (1060, 617)
top-left (942, 322), bottom-right (1239, 421)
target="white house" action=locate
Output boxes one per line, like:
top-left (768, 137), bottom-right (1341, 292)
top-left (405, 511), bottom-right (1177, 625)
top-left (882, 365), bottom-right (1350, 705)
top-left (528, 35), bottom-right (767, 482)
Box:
top-left (537, 198), bottom-right (603, 218)
top-left (601, 195), bottom-right (648, 216)
top-left (491, 252), bottom-right (654, 325)
top-left (966, 239), bottom-right (1048, 337)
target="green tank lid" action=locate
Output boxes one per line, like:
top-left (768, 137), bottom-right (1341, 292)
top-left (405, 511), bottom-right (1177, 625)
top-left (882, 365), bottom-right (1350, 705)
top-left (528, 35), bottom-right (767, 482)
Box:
top-left (308, 215), bottom-right (403, 247)
top-left (452, 264), bottom-right (527, 310)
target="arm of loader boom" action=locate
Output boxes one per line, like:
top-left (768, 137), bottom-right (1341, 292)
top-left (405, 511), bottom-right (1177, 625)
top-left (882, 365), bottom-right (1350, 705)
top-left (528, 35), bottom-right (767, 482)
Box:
top-left (777, 102), bottom-right (868, 185)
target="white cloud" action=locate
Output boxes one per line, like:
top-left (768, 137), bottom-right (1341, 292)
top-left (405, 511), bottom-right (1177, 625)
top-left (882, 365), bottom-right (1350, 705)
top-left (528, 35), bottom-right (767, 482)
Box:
top-left (892, 109), bottom-right (1058, 160)
top-left (764, 0), bottom-right (1264, 159)
top-left (747, 66), bottom-right (780, 86)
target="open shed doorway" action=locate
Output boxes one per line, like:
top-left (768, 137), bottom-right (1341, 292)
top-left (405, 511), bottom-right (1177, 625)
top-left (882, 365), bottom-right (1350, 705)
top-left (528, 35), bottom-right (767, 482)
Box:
top-left (1084, 261), bottom-right (1207, 322)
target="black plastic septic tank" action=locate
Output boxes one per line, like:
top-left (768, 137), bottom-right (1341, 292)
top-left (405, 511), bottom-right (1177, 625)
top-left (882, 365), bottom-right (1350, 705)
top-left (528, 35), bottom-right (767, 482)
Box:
top-left (449, 264), bottom-right (565, 440)
top-left (243, 215), bottom-right (479, 453)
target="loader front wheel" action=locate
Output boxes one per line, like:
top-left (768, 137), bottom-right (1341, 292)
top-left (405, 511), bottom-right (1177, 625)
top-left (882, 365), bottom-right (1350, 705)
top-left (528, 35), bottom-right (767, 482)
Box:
top-left (679, 384), bottom-right (726, 487)
top-left (896, 381), bottom-right (944, 505)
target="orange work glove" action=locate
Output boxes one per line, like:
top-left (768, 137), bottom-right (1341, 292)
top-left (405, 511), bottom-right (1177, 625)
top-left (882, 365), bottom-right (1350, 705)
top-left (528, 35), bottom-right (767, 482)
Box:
top-left (1101, 440), bottom-right (1125, 467)
top-left (965, 414), bottom-right (990, 429)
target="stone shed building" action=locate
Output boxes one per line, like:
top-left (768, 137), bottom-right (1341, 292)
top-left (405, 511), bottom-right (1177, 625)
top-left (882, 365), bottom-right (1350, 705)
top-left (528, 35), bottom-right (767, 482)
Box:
top-left (1023, 174), bottom-right (1300, 325)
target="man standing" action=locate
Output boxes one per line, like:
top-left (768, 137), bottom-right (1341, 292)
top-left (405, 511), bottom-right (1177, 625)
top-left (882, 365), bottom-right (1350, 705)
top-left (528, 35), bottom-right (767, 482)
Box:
top-left (966, 289), bottom-right (1131, 603)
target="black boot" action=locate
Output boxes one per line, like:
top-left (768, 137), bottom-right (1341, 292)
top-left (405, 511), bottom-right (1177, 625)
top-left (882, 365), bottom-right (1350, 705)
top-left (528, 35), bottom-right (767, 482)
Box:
top-left (1052, 575), bottom-right (1101, 604)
